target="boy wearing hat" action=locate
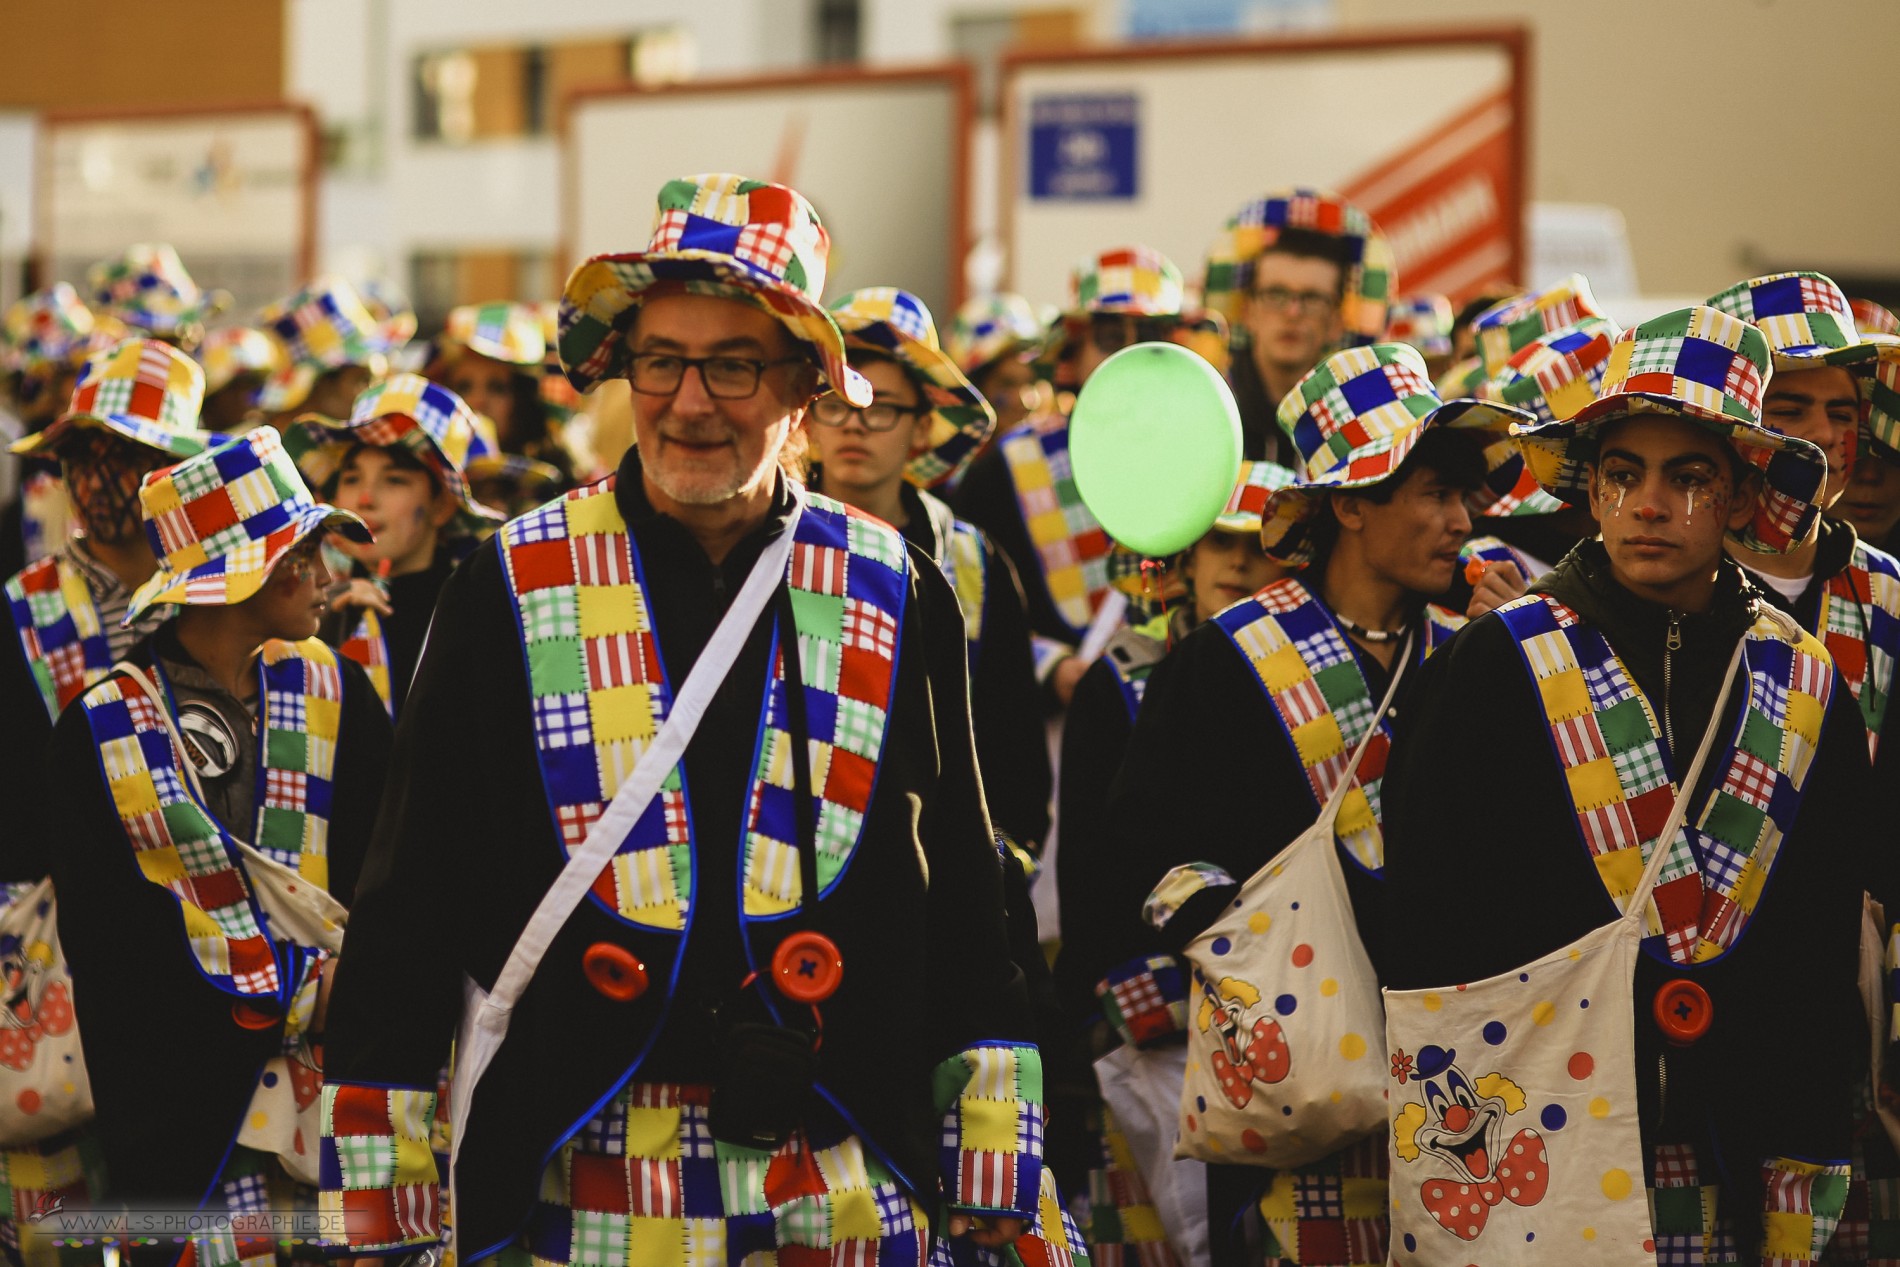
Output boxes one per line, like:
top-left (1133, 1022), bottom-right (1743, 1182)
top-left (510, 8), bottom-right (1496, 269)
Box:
top-left (256, 276), bottom-right (398, 426)
top-left (318, 174), bottom-right (1075, 1267)
top-left (1091, 345), bottom-right (1533, 1267)
top-left (2, 340), bottom-right (215, 879)
top-left (952, 246), bottom-right (1195, 704)
top-left (290, 373), bottom-right (502, 715)
top-left (1382, 307), bottom-right (1877, 1264)
top-left (946, 292), bottom-right (1051, 445)
top-left (1202, 189), bottom-right (1395, 464)
top-left (42, 426), bottom-right (393, 1244)
top-left (806, 286), bottom-right (1050, 857)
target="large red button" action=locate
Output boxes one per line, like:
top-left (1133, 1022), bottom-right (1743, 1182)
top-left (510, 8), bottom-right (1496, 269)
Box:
top-left (583, 942), bottom-right (649, 1003)
top-left (1653, 979), bottom-right (1713, 1045)
top-left (231, 1001), bottom-right (280, 1030)
top-left (772, 932), bottom-right (843, 1004)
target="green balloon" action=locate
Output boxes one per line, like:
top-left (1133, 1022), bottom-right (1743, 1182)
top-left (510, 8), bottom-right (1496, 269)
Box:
top-left (1070, 342), bottom-right (1243, 556)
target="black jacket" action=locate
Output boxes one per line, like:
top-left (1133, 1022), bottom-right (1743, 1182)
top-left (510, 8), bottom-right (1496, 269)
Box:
top-left (324, 458), bottom-right (1033, 1259)
top-left (1380, 540), bottom-right (1875, 1252)
top-left (44, 630), bottom-right (390, 1203)
top-left (317, 547), bottom-right (455, 717)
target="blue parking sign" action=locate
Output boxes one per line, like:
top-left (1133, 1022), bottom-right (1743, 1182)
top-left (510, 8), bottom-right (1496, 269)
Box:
top-left (1028, 94), bottom-right (1138, 201)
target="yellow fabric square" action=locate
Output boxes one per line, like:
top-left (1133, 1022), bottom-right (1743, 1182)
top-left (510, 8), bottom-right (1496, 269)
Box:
top-left (1734, 856), bottom-right (1771, 912)
top-left (1341, 1177), bottom-right (1385, 1219)
top-left (580, 585), bottom-right (644, 638)
top-left (1537, 666), bottom-right (1591, 721)
top-left (137, 845), bottom-right (188, 886)
top-left (1784, 689), bottom-right (1824, 748)
top-left (1011, 453), bottom-right (1052, 490)
top-left (958, 1095), bottom-right (1022, 1154)
top-left (590, 684), bottom-right (657, 743)
top-left (1762, 1210), bottom-right (1816, 1259)
top-left (143, 480), bottom-right (184, 516)
top-left (830, 1185), bottom-right (884, 1240)
top-left (1290, 714), bottom-right (1345, 769)
top-left (1027, 510), bottom-right (1067, 544)
top-left (170, 541), bottom-right (210, 570)
top-left (627, 1215), bottom-right (686, 1267)
top-left (566, 491), bottom-right (624, 536)
top-left (180, 902), bottom-right (223, 939)
top-left (624, 1103), bottom-right (684, 1160)
top-left (4, 1149), bottom-right (48, 1189)
top-left (1256, 642), bottom-right (1311, 693)
top-left (305, 695), bottom-right (341, 739)
top-left (1256, 1171), bottom-right (1297, 1221)
top-left (1120, 1205), bottom-right (1167, 1243)
top-left (393, 1134), bottom-right (436, 1185)
top-left (1335, 789), bottom-right (1375, 842)
top-left (1565, 756), bottom-right (1622, 812)
top-left (110, 771), bottom-right (161, 820)
top-left (1593, 845), bottom-right (1645, 905)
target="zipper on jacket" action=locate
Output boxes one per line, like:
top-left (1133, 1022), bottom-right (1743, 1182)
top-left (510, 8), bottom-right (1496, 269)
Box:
top-left (1657, 1050), bottom-right (1669, 1125)
top-left (1663, 611), bottom-right (1682, 755)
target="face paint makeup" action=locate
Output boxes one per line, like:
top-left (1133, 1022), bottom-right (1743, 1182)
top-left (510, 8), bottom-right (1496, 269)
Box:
top-left (59, 432), bottom-right (163, 545)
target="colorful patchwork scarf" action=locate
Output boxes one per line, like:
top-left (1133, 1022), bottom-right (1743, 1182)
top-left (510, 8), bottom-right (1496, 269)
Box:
top-left (1814, 540), bottom-right (1900, 758)
top-left (998, 417), bottom-right (1113, 638)
top-left (338, 607), bottom-right (393, 713)
top-left (497, 480), bottom-right (908, 930)
top-left (6, 553), bottom-right (114, 719)
top-left (1211, 578), bottom-right (1431, 876)
top-left (77, 638), bottom-right (345, 999)
top-left (1496, 594), bottom-right (1832, 964)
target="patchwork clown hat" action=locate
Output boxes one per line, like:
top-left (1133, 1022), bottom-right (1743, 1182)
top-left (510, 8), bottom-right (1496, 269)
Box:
top-left (1384, 294), bottom-right (1454, 358)
top-left (198, 327), bottom-right (288, 396)
top-left (1472, 275), bottom-right (1607, 382)
top-left (1436, 355), bottom-right (1484, 399)
top-left (11, 339), bottom-right (214, 459)
top-left (256, 275), bottom-right (398, 412)
top-left (4, 284), bottom-right (96, 374)
top-left (558, 173), bottom-right (870, 406)
top-left (87, 243), bottom-right (228, 339)
top-left (1706, 272), bottom-right (1900, 372)
top-left (289, 373), bottom-right (503, 528)
top-left (1201, 187), bottom-right (1395, 347)
top-left (828, 288), bottom-right (997, 488)
top-left (946, 292), bottom-right (1046, 375)
top-left (1261, 343), bottom-right (1534, 565)
top-left (1109, 460), bottom-right (1297, 598)
top-left (444, 300), bottom-right (546, 367)
top-left (124, 427), bottom-right (371, 625)
top-left (1066, 245), bottom-right (1186, 317)
top-left (1484, 317), bottom-right (1621, 427)
top-left (1852, 298), bottom-right (1899, 339)
top-left (1511, 306), bottom-right (1827, 555)
top-left (1858, 359), bottom-right (1900, 460)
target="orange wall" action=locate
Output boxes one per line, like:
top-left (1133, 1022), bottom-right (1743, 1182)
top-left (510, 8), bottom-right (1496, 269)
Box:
top-left (0, 0), bottom-right (284, 111)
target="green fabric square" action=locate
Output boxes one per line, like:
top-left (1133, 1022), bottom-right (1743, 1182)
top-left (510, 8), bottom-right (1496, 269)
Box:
top-left (257, 805), bottom-right (306, 853)
top-left (1701, 791), bottom-right (1767, 851)
top-left (1738, 710), bottom-right (1784, 765)
top-left (790, 588), bottom-right (845, 645)
top-left (1311, 661), bottom-right (1365, 711)
top-left (1649, 1185), bottom-right (1702, 1234)
top-left (526, 637), bottom-right (586, 695)
top-left (1014, 1046), bottom-right (1044, 1102)
top-left (162, 800), bottom-right (215, 842)
top-left (1596, 696), bottom-right (1658, 755)
top-left (266, 729), bottom-right (308, 771)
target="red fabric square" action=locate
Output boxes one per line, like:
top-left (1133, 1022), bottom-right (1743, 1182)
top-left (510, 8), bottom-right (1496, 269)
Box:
top-left (823, 748), bottom-right (876, 811)
top-left (183, 488), bottom-right (242, 539)
top-left (744, 184), bottom-right (794, 227)
top-left (778, 1247), bottom-right (828, 1267)
top-left (327, 1084), bottom-right (398, 1136)
top-left (1294, 1220), bottom-right (1348, 1262)
top-left (1626, 785), bottom-right (1675, 841)
top-left (1652, 873), bottom-right (1702, 931)
top-left (1829, 633), bottom-right (1867, 682)
top-left (569, 1152), bottom-right (632, 1213)
top-left (340, 1186), bottom-right (402, 1247)
top-left (511, 540), bottom-right (577, 591)
top-left (189, 867), bottom-right (250, 911)
top-left (21, 565), bottom-right (56, 594)
top-left (839, 647), bottom-right (892, 711)
top-left (226, 933), bottom-right (275, 978)
top-left (127, 379), bottom-right (166, 422)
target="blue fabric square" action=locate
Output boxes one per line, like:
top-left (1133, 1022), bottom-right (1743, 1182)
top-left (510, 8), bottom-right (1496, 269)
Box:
top-left (318, 1139), bottom-right (342, 1190)
top-left (85, 697), bottom-right (135, 741)
top-left (528, 1200), bottom-right (572, 1262)
top-left (544, 745), bottom-right (604, 806)
top-left (1339, 364), bottom-right (1401, 414)
top-left (303, 776), bottom-right (333, 819)
top-left (1673, 336), bottom-right (1733, 390)
top-left (680, 1156), bottom-right (723, 1218)
top-left (801, 684), bottom-right (837, 745)
top-left (214, 440), bottom-right (262, 481)
top-left (247, 501), bottom-right (294, 538)
top-left (627, 793), bottom-right (670, 849)
top-left (1751, 275), bottom-right (1805, 319)
top-left (752, 782), bottom-right (796, 842)
top-left (726, 1212), bottom-right (776, 1263)
top-left (138, 728), bottom-right (174, 771)
top-left (677, 214), bottom-right (743, 257)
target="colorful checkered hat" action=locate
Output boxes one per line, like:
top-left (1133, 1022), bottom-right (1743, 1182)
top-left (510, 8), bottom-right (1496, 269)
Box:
top-left (1706, 272), bottom-right (1900, 373)
top-left (828, 288), bottom-right (997, 488)
top-left (1852, 298), bottom-right (1899, 339)
top-left (1484, 317), bottom-right (1621, 427)
top-left (1109, 460), bottom-right (1297, 597)
top-left (1511, 306), bottom-right (1827, 555)
top-left (3, 284), bottom-right (96, 374)
top-left (946, 292), bottom-right (1047, 375)
top-left (1201, 188), bottom-right (1395, 347)
top-left (10, 339), bottom-right (214, 459)
top-left (1261, 343), bottom-right (1534, 565)
top-left (358, 280), bottom-right (419, 349)
top-left (558, 173), bottom-right (870, 406)
top-left (1067, 245), bottom-right (1186, 317)
top-left (256, 275), bottom-right (398, 411)
top-left (289, 373), bottom-right (503, 529)
top-left (86, 243), bottom-right (228, 339)
top-left (124, 427), bottom-right (370, 624)
top-left (197, 327), bottom-right (288, 396)
top-left (1473, 275), bottom-right (1607, 382)
top-left (1436, 355), bottom-right (1484, 399)
top-left (1858, 358), bottom-right (1900, 460)
top-left (445, 300), bottom-right (546, 367)
top-left (1384, 294), bottom-right (1454, 358)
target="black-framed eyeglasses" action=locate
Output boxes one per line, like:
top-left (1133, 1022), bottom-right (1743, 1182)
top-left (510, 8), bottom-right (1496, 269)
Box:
top-left (809, 394), bottom-right (926, 432)
top-left (1250, 286), bottom-right (1339, 316)
top-left (624, 352), bottom-right (809, 399)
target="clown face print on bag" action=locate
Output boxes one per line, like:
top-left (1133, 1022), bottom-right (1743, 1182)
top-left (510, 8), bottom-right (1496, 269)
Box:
top-left (1390, 1044), bottom-right (1551, 1241)
top-left (1198, 975), bottom-right (1292, 1106)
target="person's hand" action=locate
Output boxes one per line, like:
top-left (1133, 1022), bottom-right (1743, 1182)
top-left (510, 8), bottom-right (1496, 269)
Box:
top-left (328, 577), bottom-right (393, 617)
top-left (1052, 655), bottom-right (1090, 707)
top-left (1466, 560), bottom-right (1527, 620)
top-left (946, 1213), bottom-right (1028, 1248)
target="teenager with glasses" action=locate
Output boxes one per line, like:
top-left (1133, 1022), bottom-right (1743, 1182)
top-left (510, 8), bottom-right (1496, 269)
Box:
top-left (1229, 228), bottom-right (1355, 463)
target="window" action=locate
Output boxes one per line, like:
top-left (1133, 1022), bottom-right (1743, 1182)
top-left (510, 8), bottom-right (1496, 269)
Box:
top-left (412, 30), bottom-right (695, 143)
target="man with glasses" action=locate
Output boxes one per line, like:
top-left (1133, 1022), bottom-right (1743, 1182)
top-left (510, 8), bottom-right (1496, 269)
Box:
top-left (319, 175), bottom-right (1073, 1267)
top-left (1202, 189), bottom-right (1398, 464)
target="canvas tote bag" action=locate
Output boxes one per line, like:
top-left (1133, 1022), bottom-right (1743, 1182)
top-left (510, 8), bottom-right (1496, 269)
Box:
top-left (1174, 652), bottom-right (1408, 1169)
top-left (1381, 638), bottom-right (1742, 1265)
top-left (0, 877), bottom-right (91, 1145)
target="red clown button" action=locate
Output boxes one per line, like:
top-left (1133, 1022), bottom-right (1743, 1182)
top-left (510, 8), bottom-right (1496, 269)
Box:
top-left (231, 1001), bottom-right (280, 1031)
top-left (583, 942), bottom-right (650, 1003)
top-left (773, 932), bottom-right (843, 1004)
top-left (1653, 979), bottom-right (1713, 1045)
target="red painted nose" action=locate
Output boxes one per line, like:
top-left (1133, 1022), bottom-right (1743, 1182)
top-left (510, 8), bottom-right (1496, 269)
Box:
top-left (1442, 1105), bottom-right (1473, 1133)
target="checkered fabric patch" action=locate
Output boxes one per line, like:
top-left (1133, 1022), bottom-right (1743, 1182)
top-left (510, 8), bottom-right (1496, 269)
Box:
top-left (1214, 461), bottom-right (1296, 533)
top-left (339, 607), bottom-right (394, 714)
top-left (1496, 593), bottom-right (1833, 965)
top-left (830, 287), bottom-right (998, 487)
top-left (66, 338), bottom-right (207, 440)
top-left (259, 276), bottom-right (390, 372)
top-left (947, 293), bottom-right (1045, 375)
top-left (1816, 541), bottom-right (1900, 761)
top-left (1094, 955), bottom-right (1189, 1048)
top-left (76, 640), bottom-right (345, 998)
top-left (1256, 1134), bottom-right (1388, 1267)
top-left (499, 481), bottom-right (907, 928)
top-left (447, 300), bottom-right (546, 367)
top-left (1082, 1102), bottom-right (1180, 1267)
top-left (1070, 247), bottom-right (1184, 317)
top-left (999, 418), bottom-right (1114, 638)
top-left (1489, 318), bottom-right (1618, 427)
top-left (3, 283), bottom-right (96, 372)
top-left (1854, 298), bottom-right (1900, 339)
top-left (1473, 275), bottom-right (1607, 382)
top-left (1213, 577), bottom-right (1419, 875)
top-left (933, 1043), bottom-right (1045, 1219)
top-left (6, 553), bottom-right (114, 718)
top-left (937, 517), bottom-right (988, 668)
top-left (319, 1082), bottom-right (443, 1251)
top-left (1383, 294), bottom-right (1454, 358)
top-left (88, 243), bottom-right (222, 335)
top-left (1201, 187), bottom-right (1393, 346)
top-left (1762, 1155), bottom-right (1851, 1264)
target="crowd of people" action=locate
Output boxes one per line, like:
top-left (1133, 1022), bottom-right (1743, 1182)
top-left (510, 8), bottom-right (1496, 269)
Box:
top-left (3, 171), bottom-right (1900, 1267)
